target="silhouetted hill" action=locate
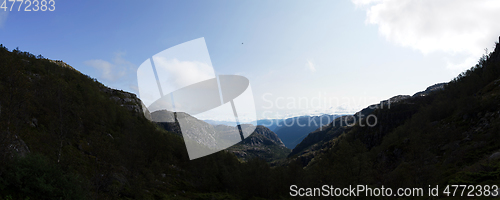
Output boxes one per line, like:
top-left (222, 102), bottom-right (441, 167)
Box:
top-left (153, 110), bottom-right (289, 162)
top-left (287, 38), bottom-right (500, 192)
top-left (413, 82), bottom-right (446, 97)
top-left (2, 36), bottom-right (500, 199)
top-left (288, 82), bottom-right (447, 165)
top-left (272, 114), bottom-right (340, 148)
top-left (227, 125), bottom-right (291, 162)
top-left (0, 45), bottom-right (292, 199)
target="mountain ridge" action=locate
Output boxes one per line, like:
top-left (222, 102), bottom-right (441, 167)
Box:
top-left (288, 82), bottom-right (447, 165)
top-left (152, 110), bottom-right (289, 161)
top-left (2, 37), bottom-right (500, 199)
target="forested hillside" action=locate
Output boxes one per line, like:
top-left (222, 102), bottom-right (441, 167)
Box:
top-left (1, 37), bottom-right (500, 199)
top-left (289, 38), bottom-right (500, 193)
top-left (0, 45), bottom-right (295, 199)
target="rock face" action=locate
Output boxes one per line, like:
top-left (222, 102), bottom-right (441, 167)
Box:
top-left (256, 126), bottom-right (285, 145)
top-left (412, 83), bottom-right (446, 97)
top-left (153, 110), bottom-right (219, 149)
top-left (100, 87), bottom-right (146, 115)
top-left (49, 60), bottom-right (77, 71)
top-left (489, 152), bottom-right (500, 161)
top-left (242, 125), bottom-right (285, 147)
top-left (10, 134), bottom-right (30, 157)
top-left (2, 131), bottom-right (31, 158)
top-left (152, 110), bottom-right (290, 162)
top-left (227, 125), bottom-right (291, 162)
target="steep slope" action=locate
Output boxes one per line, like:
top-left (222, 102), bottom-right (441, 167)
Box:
top-left (288, 84), bottom-right (444, 165)
top-left (153, 110), bottom-right (221, 149)
top-left (0, 47), bottom-right (188, 199)
top-left (204, 120), bottom-right (238, 127)
top-left (0, 46), bottom-right (293, 199)
top-left (227, 125), bottom-right (291, 162)
top-left (272, 114), bottom-right (339, 148)
top-left (291, 39), bottom-right (500, 191)
top-left (249, 125), bottom-right (286, 146)
top-left (412, 83), bottom-right (446, 97)
top-left (153, 110), bottom-right (290, 162)
top-left (3, 37), bottom-right (500, 199)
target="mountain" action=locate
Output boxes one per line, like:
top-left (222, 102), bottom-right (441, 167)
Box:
top-left (272, 114), bottom-right (340, 148)
top-left (153, 110), bottom-right (289, 162)
top-left (227, 125), bottom-right (291, 162)
top-left (3, 37), bottom-right (500, 199)
top-left (412, 82), bottom-right (446, 97)
top-left (247, 125), bottom-right (285, 146)
top-left (253, 118), bottom-right (283, 131)
top-left (284, 38), bottom-right (500, 191)
top-left (153, 110), bottom-right (220, 149)
top-left (0, 46), bottom-right (293, 199)
top-left (288, 83), bottom-right (446, 165)
top-left (0, 46), bottom-right (193, 199)
top-left (204, 114), bottom-right (341, 150)
top-left (203, 120), bottom-right (238, 127)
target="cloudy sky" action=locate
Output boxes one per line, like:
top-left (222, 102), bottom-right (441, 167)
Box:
top-left (1, 0), bottom-right (499, 121)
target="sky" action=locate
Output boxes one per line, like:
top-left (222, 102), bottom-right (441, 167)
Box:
top-left (1, 0), bottom-right (500, 122)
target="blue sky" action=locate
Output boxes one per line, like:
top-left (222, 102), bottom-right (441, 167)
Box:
top-left (1, 0), bottom-right (500, 121)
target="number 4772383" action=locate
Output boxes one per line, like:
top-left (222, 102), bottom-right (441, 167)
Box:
top-left (1, 0), bottom-right (55, 12)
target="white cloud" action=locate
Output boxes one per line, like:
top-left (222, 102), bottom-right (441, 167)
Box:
top-left (306, 60), bottom-right (316, 72)
top-left (353, 0), bottom-right (500, 71)
top-left (84, 52), bottom-right (134, 82)
top-left (351, 0), bottom-right (382, 7)
top-left (85, 59), bottom-right (117, 81)
top-left (153, 57), bottom-right (215, 94)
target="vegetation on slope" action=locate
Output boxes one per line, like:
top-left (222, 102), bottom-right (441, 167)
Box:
top-left (295, 39), bottom-right (500, 194)
top-left (0, 45), bottom-right (294, 199)
top-left (1, 36), bottom-right (500, 199)
top-left (227, 125), bottom-right (291, 162)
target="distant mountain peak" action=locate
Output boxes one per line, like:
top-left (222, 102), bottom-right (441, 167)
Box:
top-left (412, 82), bottom-right (447, 97)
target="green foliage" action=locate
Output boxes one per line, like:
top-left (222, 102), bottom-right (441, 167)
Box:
top-left (0, 154), bottom-right (88, 200)
top-left (1, 39), bottom-right (500, 199)
top-left (0, 45), bottom-right (301, 199)
top-left (300, 40), bottom-right (500, 192)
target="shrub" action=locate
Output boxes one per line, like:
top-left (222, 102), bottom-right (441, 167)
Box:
top-left (0, 154), bottom-right (89, 200)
